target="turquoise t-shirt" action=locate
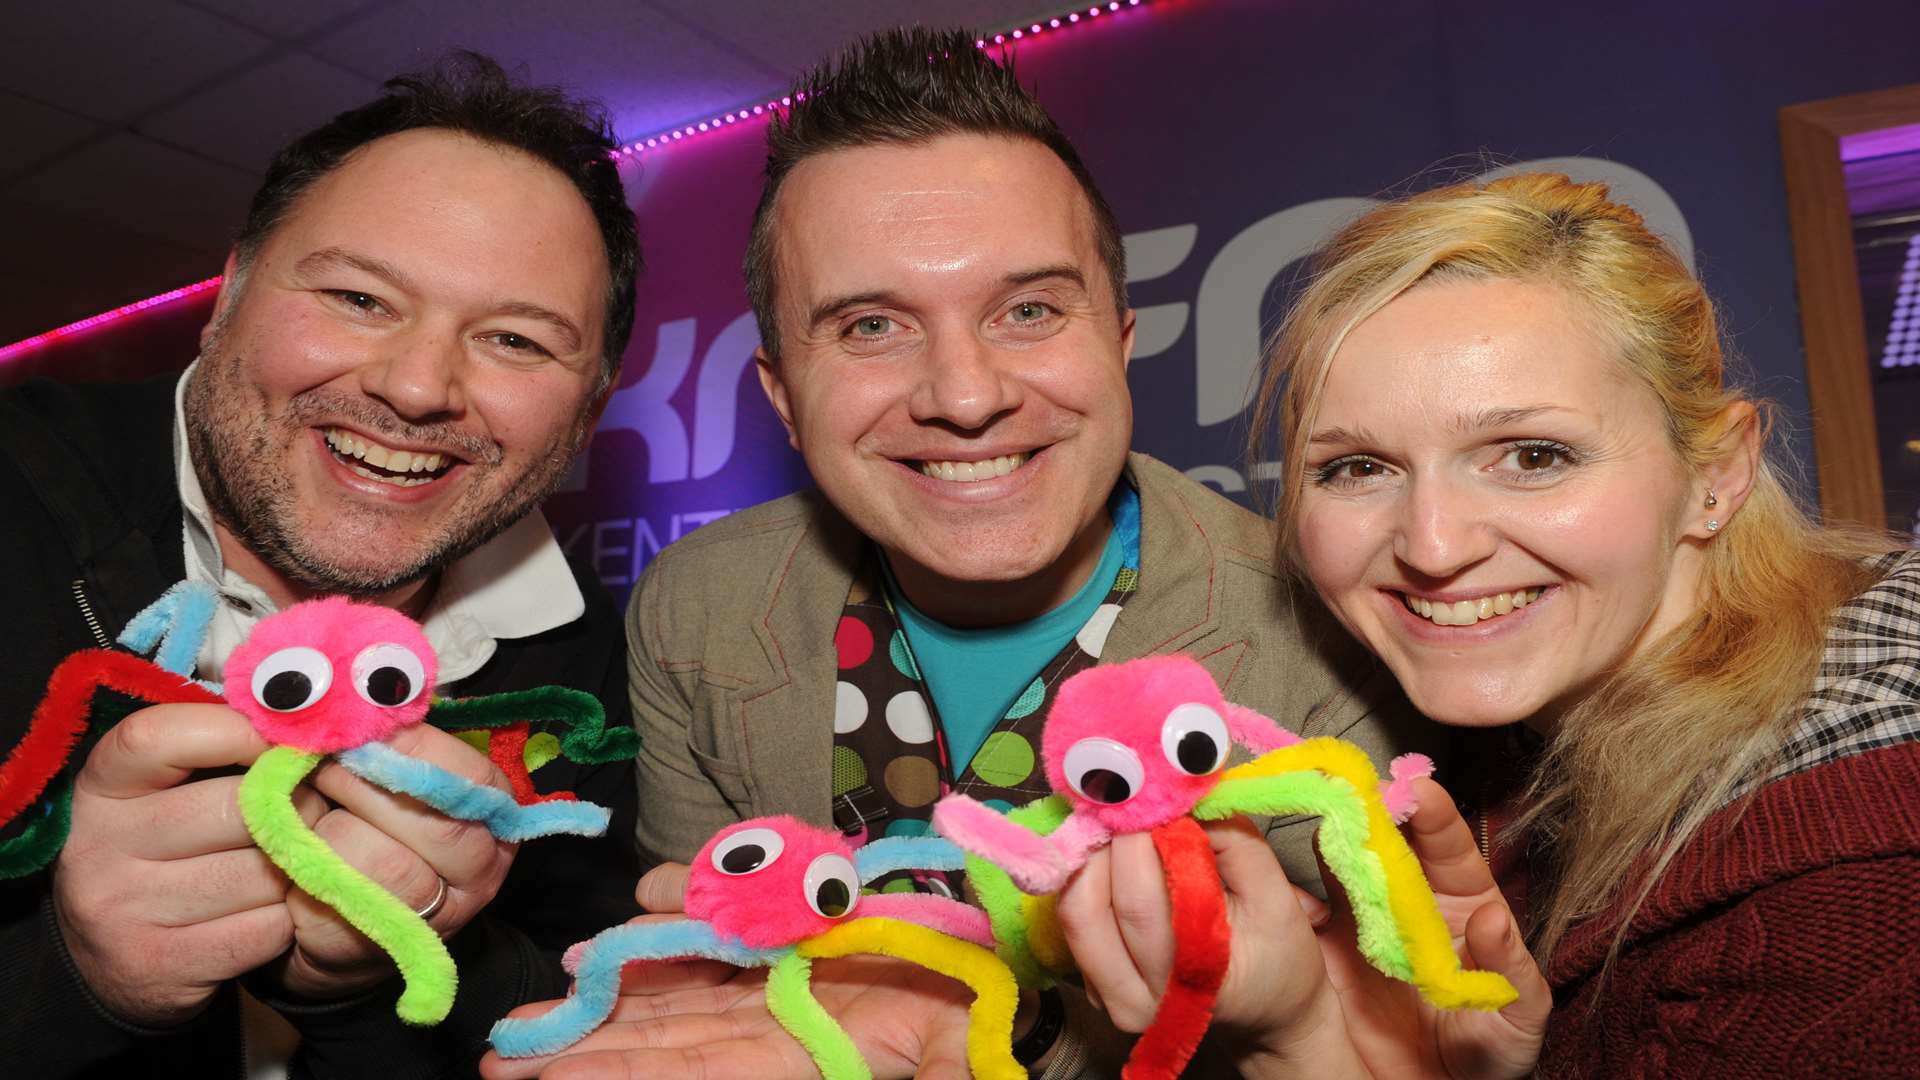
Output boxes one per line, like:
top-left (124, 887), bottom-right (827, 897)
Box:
top-left (885, 486), bottom-right (1140, 776)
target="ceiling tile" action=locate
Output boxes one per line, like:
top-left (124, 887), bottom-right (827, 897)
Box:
top-left (0, 0), bottom-right (1081, 343)
top-left (8, 133), bottom-right (258, 251)
top-left (650, 0), bottom-right (1066, 76)
top-left (0, 194), bottom-right (222, 285)
top-left (190, 0), bottom-right (395, 41)
top-left (308, 0), bottom-right (783, 138)
top-left (0, 271), bottom-right (103, 343)
top-left (0, 271), bottom-right (219, 346)
top-left (143, 53), bottom-right (382, 172)
top-left (0, 93), bottom-right (102, 180)
top-left (0, 195), bottom-right (223, 344)
top-left (0, 2), bottom-right (273, 123)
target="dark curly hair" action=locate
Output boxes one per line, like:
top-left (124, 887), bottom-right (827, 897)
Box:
top-left (235, 51), bottom-right (639, 385)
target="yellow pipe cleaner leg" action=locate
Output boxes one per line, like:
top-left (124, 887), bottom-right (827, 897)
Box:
top-left (1021, 892), bottom-right (1071, 975)
top-left (800, 917), bottom-right (1024, 1080)
top-left (237, 745), bottom-right (457, 1024)
top-left (1211, 740), bottom-right (1517, 1010)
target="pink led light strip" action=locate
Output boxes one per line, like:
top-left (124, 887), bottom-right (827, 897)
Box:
top-left (610, 0), bottom-right (1154, 161)
top-left (2, 0), bottom-right (1158, 361)
top-left (0, 275), bottom-right (223, 365)
top-left (981, 0), bottom-right (1148, 48)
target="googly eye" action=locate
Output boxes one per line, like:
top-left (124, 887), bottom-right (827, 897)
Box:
top-left (1063, 737), bottom-right (1145, 805)
top-left (1161, 703), bottom-right (1230, 776)
top-left (351, 643), bottom-right (426, 708)
top-left (249, 647), bottom-right (333, 713)
top-left (711, 827), bottom-right (785, 876)
top-left (803, 853), bottom-right (860, 919)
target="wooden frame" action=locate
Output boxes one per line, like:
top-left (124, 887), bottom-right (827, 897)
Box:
top-left (1779, 83), bottom-right (1920, 530)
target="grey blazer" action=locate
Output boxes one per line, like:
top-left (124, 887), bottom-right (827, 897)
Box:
top-left (627, 452), bottom-right (1433, 881)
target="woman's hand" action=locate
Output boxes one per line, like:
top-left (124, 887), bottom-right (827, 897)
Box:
top-left (1056, 816), bottom-right (1371, 1076)
top-left (1053, 777), bottom-right (1551, 1079)
top-left (1316, 777), bottom-right (1550, 1079)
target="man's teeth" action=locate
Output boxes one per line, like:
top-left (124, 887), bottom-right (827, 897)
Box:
top-left (324, 428), bottom-right (448, 486)
top-left (918, 453), bottom-right (1028, 482)
top-left (1403, 589), bottom-right (1542, 626)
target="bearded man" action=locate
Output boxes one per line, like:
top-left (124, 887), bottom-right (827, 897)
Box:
top-left (0, 53), bottom-right (643, 1078)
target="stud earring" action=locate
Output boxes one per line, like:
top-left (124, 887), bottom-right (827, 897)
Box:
top-left (1704, 489), bottom-right (1718, 509)
top-left (1706, 519), bottom-right (1721, 532)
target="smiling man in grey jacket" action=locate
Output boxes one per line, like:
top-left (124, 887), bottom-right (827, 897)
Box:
top-left (476, 28), bottom-right (1430, 1080)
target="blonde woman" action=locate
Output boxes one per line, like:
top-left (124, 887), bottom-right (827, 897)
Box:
top-left (1054, 173), bottom-right (1920, 1076)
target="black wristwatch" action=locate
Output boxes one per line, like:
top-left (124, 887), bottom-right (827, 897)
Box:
top-left (1011, 985), bottom-right (1066, 1067)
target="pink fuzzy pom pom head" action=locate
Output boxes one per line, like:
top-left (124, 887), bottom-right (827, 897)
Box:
top-left (223, 597), bottom-right (437, 753)
top-left (1041, 655), bottom-right (1238, 833)
top-left (685, 816), bottom-right (864, 948)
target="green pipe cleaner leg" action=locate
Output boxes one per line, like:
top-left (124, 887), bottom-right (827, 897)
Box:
top-left (428, 687), bottom-right (638, 763)
top-left (1196, 772), bottom-right (1411, 979)
top-left (765, 950), bottom-right (869, 1080)
top-left (0, 779), bottom-right (73, 878)
top-left (238, 745), bottom-right (457, 1025)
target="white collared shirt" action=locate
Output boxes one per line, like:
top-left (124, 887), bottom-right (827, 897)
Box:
top-left (171, 366), bottom-right (585, 689)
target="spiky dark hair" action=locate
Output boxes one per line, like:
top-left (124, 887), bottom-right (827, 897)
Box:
top-left (744, 26), bottom-right (1126, 358)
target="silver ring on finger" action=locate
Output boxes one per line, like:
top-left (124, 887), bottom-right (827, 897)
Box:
top-left (412, 876), bottom-right (449, 920)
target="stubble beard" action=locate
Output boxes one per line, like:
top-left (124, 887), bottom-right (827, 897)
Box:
top-left (183, 342), bottom-right (590, 599)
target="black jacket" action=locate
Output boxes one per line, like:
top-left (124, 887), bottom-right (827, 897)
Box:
top-left (0, 375), bottom-right (642, 1078)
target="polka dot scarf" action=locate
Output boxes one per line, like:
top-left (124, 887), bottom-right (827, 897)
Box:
top-left (828, 502), bottom-right (1140, 894)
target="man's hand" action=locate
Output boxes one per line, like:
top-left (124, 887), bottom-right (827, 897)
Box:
top-left (479, 954), bottom-right (980, 1080)
top-left (272, 721), bottom-right (520, 1000)
top-left (477, 859), bottom-right (983, 1079)
top-left (53, 703), bottom-right (321, 1026)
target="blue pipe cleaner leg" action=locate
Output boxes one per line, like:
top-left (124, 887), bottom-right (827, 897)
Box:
top-left (336, 743), bottom-right (611, 839)
top-left (853, 835), bottom-right (967, 881)
top-left (489, 921), bottom-right (770, 1058)
top-left (489, 930), bottom-right (629, 1057)
top-left (116, 581), bottom-right (219, 677)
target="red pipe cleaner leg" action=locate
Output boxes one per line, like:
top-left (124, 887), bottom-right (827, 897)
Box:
top-left (0, 650), bottom-right (219, 826)
top-left (485, 722), bottom-right (540, 805)
top-left (1124, 816), bottom-right (1231, 1080)
top-left (482, 722), bottom-right (578, 805)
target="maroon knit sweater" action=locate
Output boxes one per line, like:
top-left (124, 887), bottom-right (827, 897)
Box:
top-left (1536, 740), bottom-right (1920, 1078)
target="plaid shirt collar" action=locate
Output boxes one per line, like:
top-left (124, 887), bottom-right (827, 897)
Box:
top-left (1770, 549), bottom-right (1920, 782)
